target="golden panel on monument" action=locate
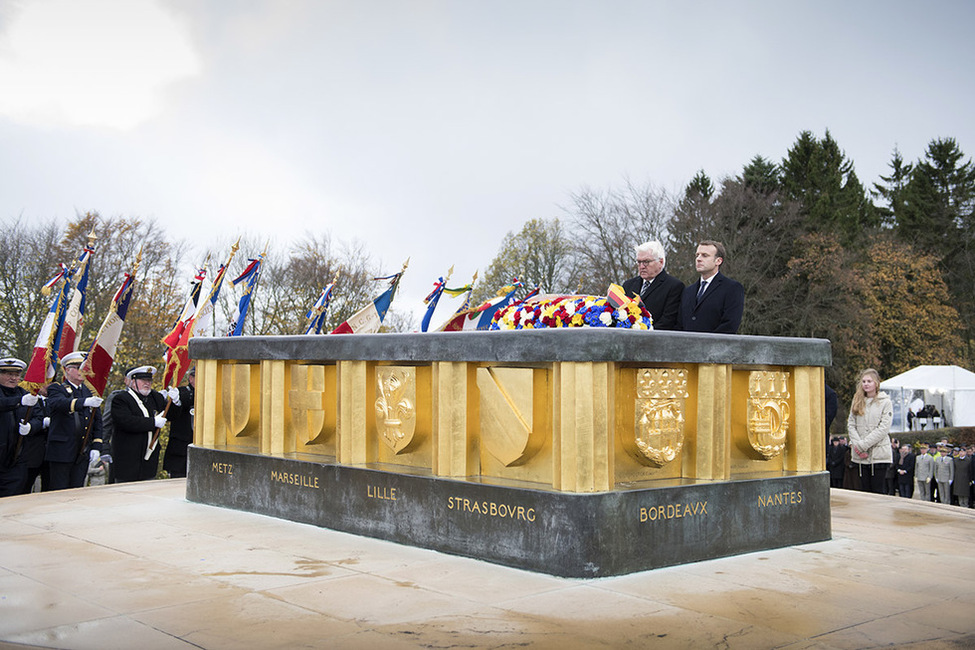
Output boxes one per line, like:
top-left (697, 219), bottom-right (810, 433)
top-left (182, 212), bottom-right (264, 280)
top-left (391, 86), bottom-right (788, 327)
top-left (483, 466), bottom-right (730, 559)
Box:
top-left (288, 363), bottom-right (336, 456)
top-left (219, 362), bottom-right (260, 447)
top-left (746, 370), bottom-right (791, 460)
top-left (633, 368), bottom-right (689, 467)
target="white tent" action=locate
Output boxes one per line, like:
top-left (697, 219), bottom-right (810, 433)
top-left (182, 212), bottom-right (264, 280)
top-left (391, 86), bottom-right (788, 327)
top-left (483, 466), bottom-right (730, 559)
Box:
top-left (879, 365), bottom-right (975, 432)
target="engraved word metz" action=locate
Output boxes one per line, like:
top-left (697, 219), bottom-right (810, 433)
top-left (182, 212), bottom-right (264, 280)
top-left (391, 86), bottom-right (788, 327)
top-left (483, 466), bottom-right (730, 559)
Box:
top-left (211, 462), bottom-right (233, 475)
top-left (639, 501), bottom-right (708, 522)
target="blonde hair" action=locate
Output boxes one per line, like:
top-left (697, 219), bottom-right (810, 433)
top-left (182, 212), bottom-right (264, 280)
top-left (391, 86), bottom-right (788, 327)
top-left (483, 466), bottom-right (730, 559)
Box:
top-left (850, 368), bottom-right (882, 416)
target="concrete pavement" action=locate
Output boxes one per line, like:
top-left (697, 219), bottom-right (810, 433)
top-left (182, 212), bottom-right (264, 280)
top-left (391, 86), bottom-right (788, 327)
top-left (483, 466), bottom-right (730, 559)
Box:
top-left (1, 480), bottom-right (973, 649)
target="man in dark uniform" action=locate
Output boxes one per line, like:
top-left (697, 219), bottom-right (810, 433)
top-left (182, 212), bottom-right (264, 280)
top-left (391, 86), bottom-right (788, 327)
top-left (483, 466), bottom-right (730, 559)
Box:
top-left (163, 366), bottom-right (195, 478)
top-left (112, 365), bottom-right (180, 483)
top-left (621, 240), bottom-right (685, 330)
top-left (0, 357), bottom-right (45, 496)
top-left (45, 351), bottom-right (104, 490)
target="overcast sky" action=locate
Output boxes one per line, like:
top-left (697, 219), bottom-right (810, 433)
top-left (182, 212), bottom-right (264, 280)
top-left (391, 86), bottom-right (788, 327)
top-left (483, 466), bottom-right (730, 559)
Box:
top-left (1, 0), bottom-right (973, 327)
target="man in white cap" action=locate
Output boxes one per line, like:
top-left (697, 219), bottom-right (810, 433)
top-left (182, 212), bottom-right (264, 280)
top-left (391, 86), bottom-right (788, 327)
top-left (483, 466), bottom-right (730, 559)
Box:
top-left (111, 365), bottom-right (180, 483)
top-left (0, 357), bottom-right (45, 496)
top-left (44, 351), bottom-right (104, 490)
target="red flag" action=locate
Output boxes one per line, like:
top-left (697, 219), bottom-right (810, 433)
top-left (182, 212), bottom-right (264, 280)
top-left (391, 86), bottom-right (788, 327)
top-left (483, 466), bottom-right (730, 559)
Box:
top-left (81, 271), bottom-right (137, 396)
top-left (163, 245), bottom-right (238, 387)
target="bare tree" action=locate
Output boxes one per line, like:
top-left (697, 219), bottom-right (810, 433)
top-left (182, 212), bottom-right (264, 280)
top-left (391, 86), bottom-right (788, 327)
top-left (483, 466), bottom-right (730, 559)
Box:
top-left (563, 178), bottom-right (673, 294)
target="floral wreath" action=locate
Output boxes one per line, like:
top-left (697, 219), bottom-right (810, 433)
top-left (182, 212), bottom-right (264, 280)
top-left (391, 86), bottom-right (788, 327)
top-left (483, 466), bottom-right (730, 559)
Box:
top-left (491, 291), bottom-right (653, 330)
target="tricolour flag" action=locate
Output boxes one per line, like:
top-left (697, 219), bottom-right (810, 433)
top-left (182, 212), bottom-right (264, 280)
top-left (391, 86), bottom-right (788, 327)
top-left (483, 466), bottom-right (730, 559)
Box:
top-left (161, 261), bottom-right (207, 350)
top-left (227, 249), bottom-right (265, 336)
top-left (163, 243), bottom-right (239, 388)
top-left (24, 266), bottom-right (72, 387)
top-left (439, 278), bottom-right (523, 331)
top-left (331, 260), bottom-right (408, 335)
top-left (420, 266), bottom-right (458, 332)
top-left (81, 269), bottom-right (137, 397)
top-left (304, 277), bottom-right (337, 335)
top-left (57, 244), bottom-right (94, 360)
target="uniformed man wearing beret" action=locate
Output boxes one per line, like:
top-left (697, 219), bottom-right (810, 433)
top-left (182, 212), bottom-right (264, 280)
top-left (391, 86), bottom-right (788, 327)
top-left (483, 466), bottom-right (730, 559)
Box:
top-left (0, 357), bottom-right (45, 496)
top-left (44, 351), bottom-right (104, 490)
top-left (112, 365), bottom-right (180, 483)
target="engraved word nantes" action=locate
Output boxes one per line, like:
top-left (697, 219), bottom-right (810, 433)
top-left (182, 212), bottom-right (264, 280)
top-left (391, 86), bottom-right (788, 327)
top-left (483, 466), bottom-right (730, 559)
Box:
top-left (375, 366), bottom-right (417, 454)
top-left (634, 368), bottom-right (688, 466)
top-left (747, 371), bottom-right (791, 459)
top-left (640, 501), bottom-right (708, 522)
top-left (758, 490), bottom-right (803, 507)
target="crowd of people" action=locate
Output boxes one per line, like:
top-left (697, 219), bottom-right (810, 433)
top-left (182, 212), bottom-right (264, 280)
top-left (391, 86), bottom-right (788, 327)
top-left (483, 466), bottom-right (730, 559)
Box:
top-left (0, 353), bottom-right (195, 497)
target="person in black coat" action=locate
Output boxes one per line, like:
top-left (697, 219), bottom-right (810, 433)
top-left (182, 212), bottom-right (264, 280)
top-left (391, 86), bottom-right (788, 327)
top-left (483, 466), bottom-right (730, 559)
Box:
top-left (45, 351), bottom-right (104, 490)
top-left (163, 366), bottom-right (195, 478)
top-left (678, 240), bottom-right (745, 334)
top-left (0, 357), bottom-right (46, 496)
top-left (111, 365), bottom-right (180, 483)
top-left (895, 444), bottom-right (916, 498)
top-left (621, 240), bottom-right (684, 331)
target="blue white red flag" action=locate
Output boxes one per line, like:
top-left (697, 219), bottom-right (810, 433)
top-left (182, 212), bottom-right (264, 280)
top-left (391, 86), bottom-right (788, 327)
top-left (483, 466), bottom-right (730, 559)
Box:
top-left (162, 261), bottom-right (207, 350)
top-left (164, 243), bottom-right (239, 387)
top-left (304, 281), bottom-right (336, 335)
top-left (81, 269), bottom-right (137, 396)
top-left (58, 245), bottom-right (94, 359)
top-left (24, 267), bottom-right (73, 386)
top-left (440, 277), bottom-right (521, 331)
top-left (331, 261), bottom-right (408, 334)
top-left (227, 251), bottom-right (265, 336)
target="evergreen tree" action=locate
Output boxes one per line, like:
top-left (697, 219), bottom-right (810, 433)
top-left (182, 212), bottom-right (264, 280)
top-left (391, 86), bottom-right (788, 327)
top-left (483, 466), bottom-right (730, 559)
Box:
top-left (740, 155), bottom-right (781, 195)
top-left (780, 130), bottom-right (877, 243)
top-left (872, 146), bottom-right (913, 228)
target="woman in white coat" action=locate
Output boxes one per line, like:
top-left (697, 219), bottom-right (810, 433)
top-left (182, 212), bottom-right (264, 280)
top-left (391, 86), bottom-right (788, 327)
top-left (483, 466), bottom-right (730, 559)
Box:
top-left (847, 368), bottom-right (893, 494)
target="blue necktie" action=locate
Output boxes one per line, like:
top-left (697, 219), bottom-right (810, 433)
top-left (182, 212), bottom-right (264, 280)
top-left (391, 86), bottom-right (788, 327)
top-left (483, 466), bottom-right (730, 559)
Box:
top-left (696, 281), bottom-right (707, 304)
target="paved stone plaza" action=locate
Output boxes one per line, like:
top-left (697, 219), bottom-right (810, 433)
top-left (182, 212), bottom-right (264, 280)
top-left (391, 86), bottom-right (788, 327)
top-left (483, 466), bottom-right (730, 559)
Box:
top-left (1, 480), bottom-right (973, 649)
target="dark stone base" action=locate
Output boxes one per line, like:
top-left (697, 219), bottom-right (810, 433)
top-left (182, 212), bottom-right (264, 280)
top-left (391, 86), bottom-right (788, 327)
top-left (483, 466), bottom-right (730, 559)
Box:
top-left (186, 446), bottom-right (831, 578)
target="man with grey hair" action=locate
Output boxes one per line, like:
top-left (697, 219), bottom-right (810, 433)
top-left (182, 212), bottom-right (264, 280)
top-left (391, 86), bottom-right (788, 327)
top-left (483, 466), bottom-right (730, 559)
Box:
top-left (621, 240), bottom-right (684, 330)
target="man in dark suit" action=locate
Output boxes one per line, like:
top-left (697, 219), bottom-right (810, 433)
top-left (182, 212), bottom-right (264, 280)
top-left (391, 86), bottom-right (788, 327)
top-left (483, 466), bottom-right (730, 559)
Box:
top-left (621, 240), bottom-right (684, 330)
top-left (45, 351), bottom-right (104, 490)
top-left (678, 240), bottom-right (744, 333)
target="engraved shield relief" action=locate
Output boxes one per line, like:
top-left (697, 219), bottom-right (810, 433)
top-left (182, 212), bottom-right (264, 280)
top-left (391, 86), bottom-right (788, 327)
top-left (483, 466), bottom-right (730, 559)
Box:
top-left (289, 364), bottom-right (332, 447)
top-left (632, 368), bottom-right (688, 466)
top-left (476, 367), bottom-right (545, 467)
top-left (220, 363), bottom-right (260, 438)
top-left (375, 366), bottom-right (417, 454)
top-left (747, 370), bottom-right (791, 459)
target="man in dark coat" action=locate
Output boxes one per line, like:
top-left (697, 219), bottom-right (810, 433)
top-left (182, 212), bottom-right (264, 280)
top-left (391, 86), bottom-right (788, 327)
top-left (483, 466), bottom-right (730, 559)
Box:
top-left (163, 366), bottom-right (195, 478)
top-left (0, 357), bottom-right (45, 496)
top-left (45, 351), bottom-right (104, 490)
top-left (621, 240), bottom-right (684, 330)
top-left (111, 365), bottom-right (180, 483)
top-left (678, 240), bottom-right (745, 334)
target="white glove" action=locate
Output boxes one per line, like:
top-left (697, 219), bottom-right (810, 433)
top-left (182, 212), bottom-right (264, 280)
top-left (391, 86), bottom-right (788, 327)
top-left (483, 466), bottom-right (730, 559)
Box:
top-left (21, 393), bottom-right (38, 407)
top-left (166, 386), bottom-right (181, 405)
top-left (84, 396), bottom-right (104, 408)
top-left (153, 414), bottom-right (167, 429)
top-left (89, 449), bottom-right (100, 465)
top-left (43, 417), bottom-right (50, 429)
top-left (19, 422), bottom-right (31, 436)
